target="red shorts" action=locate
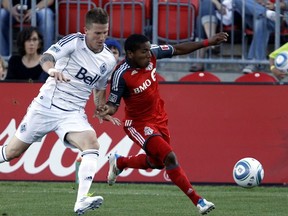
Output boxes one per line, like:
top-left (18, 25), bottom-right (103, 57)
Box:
top-left (124, 119), bottom-right (173, 167)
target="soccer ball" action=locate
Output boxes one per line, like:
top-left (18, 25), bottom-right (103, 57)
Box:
top-left (233, 157), bottom-right (264, 188)
top-left (275, 51), bottom-right (288, 73)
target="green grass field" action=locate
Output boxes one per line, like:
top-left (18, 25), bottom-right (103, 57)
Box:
top-left (0, 181), bottom-right (287, 216)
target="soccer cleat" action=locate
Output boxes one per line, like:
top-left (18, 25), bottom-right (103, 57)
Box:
top-left (107, 153), bottom-right (122, 186)
top-left (74, 195), bottom-right (103, 215)
top-left (197, 198), bottom-right (215, 215)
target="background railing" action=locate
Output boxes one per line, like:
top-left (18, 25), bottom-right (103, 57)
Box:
top-left (0, 0), bottom-right (286, 73)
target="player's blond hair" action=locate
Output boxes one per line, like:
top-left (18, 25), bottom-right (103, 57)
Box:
top-left (85, 8), bottom-right (109, 29)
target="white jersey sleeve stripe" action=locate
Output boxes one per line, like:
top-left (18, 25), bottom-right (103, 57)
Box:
top-left (58, 34), bottom-right (83, 47)
top-left (112, 63), bottom-right (129, 91)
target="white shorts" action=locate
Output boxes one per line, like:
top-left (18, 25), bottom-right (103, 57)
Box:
top-left (15, 100), bottom-right (95, 148)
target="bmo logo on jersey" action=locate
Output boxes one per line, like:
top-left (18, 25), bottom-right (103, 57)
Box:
top-left (133, 68), bottom-right (156, 94)
top-left (75, 67), bottom-right (101, 85)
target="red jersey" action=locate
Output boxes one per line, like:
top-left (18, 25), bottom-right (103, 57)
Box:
top-left (108, 44), bottom-right (174, 123)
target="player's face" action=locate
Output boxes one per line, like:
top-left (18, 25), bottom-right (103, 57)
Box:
top-left (129, 41), bottom-right (152, 68)
top-left (85, 23), bottom-right (109, 53)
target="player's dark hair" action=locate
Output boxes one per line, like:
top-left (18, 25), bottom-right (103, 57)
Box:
top-left (85, 8), bottom-right (109, 28)
top-left (125, 34), bottom-right (149, 52)
top-left (16, 27), bottom-right (43, 56)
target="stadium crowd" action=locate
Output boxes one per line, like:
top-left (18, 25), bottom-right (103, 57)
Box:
top-left (0, 0), bottom-right (288, 82)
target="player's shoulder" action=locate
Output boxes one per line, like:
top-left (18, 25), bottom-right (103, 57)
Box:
top-left (103, 43), bottom-right (113, 55)
top-left (113, 61), bottom-right (131, 78)
top-left (57, 32), bottom-right (84, 47)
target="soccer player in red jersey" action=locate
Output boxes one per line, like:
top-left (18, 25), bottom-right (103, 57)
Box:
top-left (98, 32), bottom-right (228, 215)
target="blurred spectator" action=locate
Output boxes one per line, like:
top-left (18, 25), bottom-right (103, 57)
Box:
top-left (105, 38), bottom-right (122, 62)
top-left (6, 27), bottom-right (48, 81)
top-left (233, 0), bottom-right (285, 73)
top-left (191, 0), bottom-right (232, 72)
top-left (269, 42), bottom-right (288, 80)
top-left (0, 0), bottom-right (55, 56)
top-left (0, 56), bottom-right (7, 80)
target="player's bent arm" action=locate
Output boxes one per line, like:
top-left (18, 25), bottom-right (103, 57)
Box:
top-left (40, 53), bottom-right (56, 72)
top-left (40, 53), bottom-right (70, 82)
top-left (172, 32), bottom-right (228, 56)
top-left (93, 89), bottom-right (106, 107)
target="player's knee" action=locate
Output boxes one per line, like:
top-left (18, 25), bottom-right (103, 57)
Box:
top-left (85, 132), bottom-right (100, 149)
top-left (164, 151), bottom-right (178, 167)
top-left (147, 158), bottom-right (165, 169)
top-left (5, 148), bottom-right (23, 161)
top-left (67, 131), bottom-right (100, 150)
top-left (90, 140), bottom-right (100, 149)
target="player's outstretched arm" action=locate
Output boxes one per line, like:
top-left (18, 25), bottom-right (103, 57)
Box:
top-left (172, 32), bottom-right (229, 56)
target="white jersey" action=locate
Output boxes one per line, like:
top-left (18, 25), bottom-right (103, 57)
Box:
top-left (34, 33), bottom-right (116, 111)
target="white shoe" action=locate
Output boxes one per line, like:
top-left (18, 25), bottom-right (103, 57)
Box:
top-left (197, 198), bottom-right (215, 215)
top-left (74, 196), bottom-right (103, 215)
top-left (107, 153), bottom-right (122, 186)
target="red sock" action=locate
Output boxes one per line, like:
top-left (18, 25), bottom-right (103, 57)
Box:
top-left (166, 166), bottom-right (201, 206)
top-left (117, 154), bottom-right (150, 170)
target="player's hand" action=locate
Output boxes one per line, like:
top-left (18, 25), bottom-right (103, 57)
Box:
top-left (93, 112), bottom-right (121, 126)
top-left (208, 32), bottom-right (229, 46)
top-left (101, 115), bottom-right (121, 126)
top-left (93, 105), bottom-right (121, 126)
top-left (48, 68), bottom-right (70, 82)
top-left (96, 104), bottom-right (110, 117)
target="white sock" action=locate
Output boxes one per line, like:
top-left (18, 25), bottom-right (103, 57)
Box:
top-left (76, 149), bottom-right (99, 202)
top-left (0, 145), bottom-right (8, 163)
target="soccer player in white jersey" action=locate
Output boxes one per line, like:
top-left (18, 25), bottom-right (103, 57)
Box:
top-left (0, 8), bottom-right (119, 215)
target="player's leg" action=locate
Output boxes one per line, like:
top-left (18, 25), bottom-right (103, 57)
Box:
top-left (107, 152), bottom-right (150, 185)
top-left (0, 135), bottom-right (30, 163)
top-left (146, 136), bottom-right (215, 215)
top-left (145, 135), bottom-right (201, 204)
top-left (115, 123), bottom-right (162, 170)
top-left (115, 153), bottom-right (150, 169)
top-left (108, 133), bottom-right (213, 212)
top-left (107, 123), bottom-right (156, 185)
top-left (66, 130), bottom-right (103, 214)
top-left (0, 102), bottom-right (50, 163)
